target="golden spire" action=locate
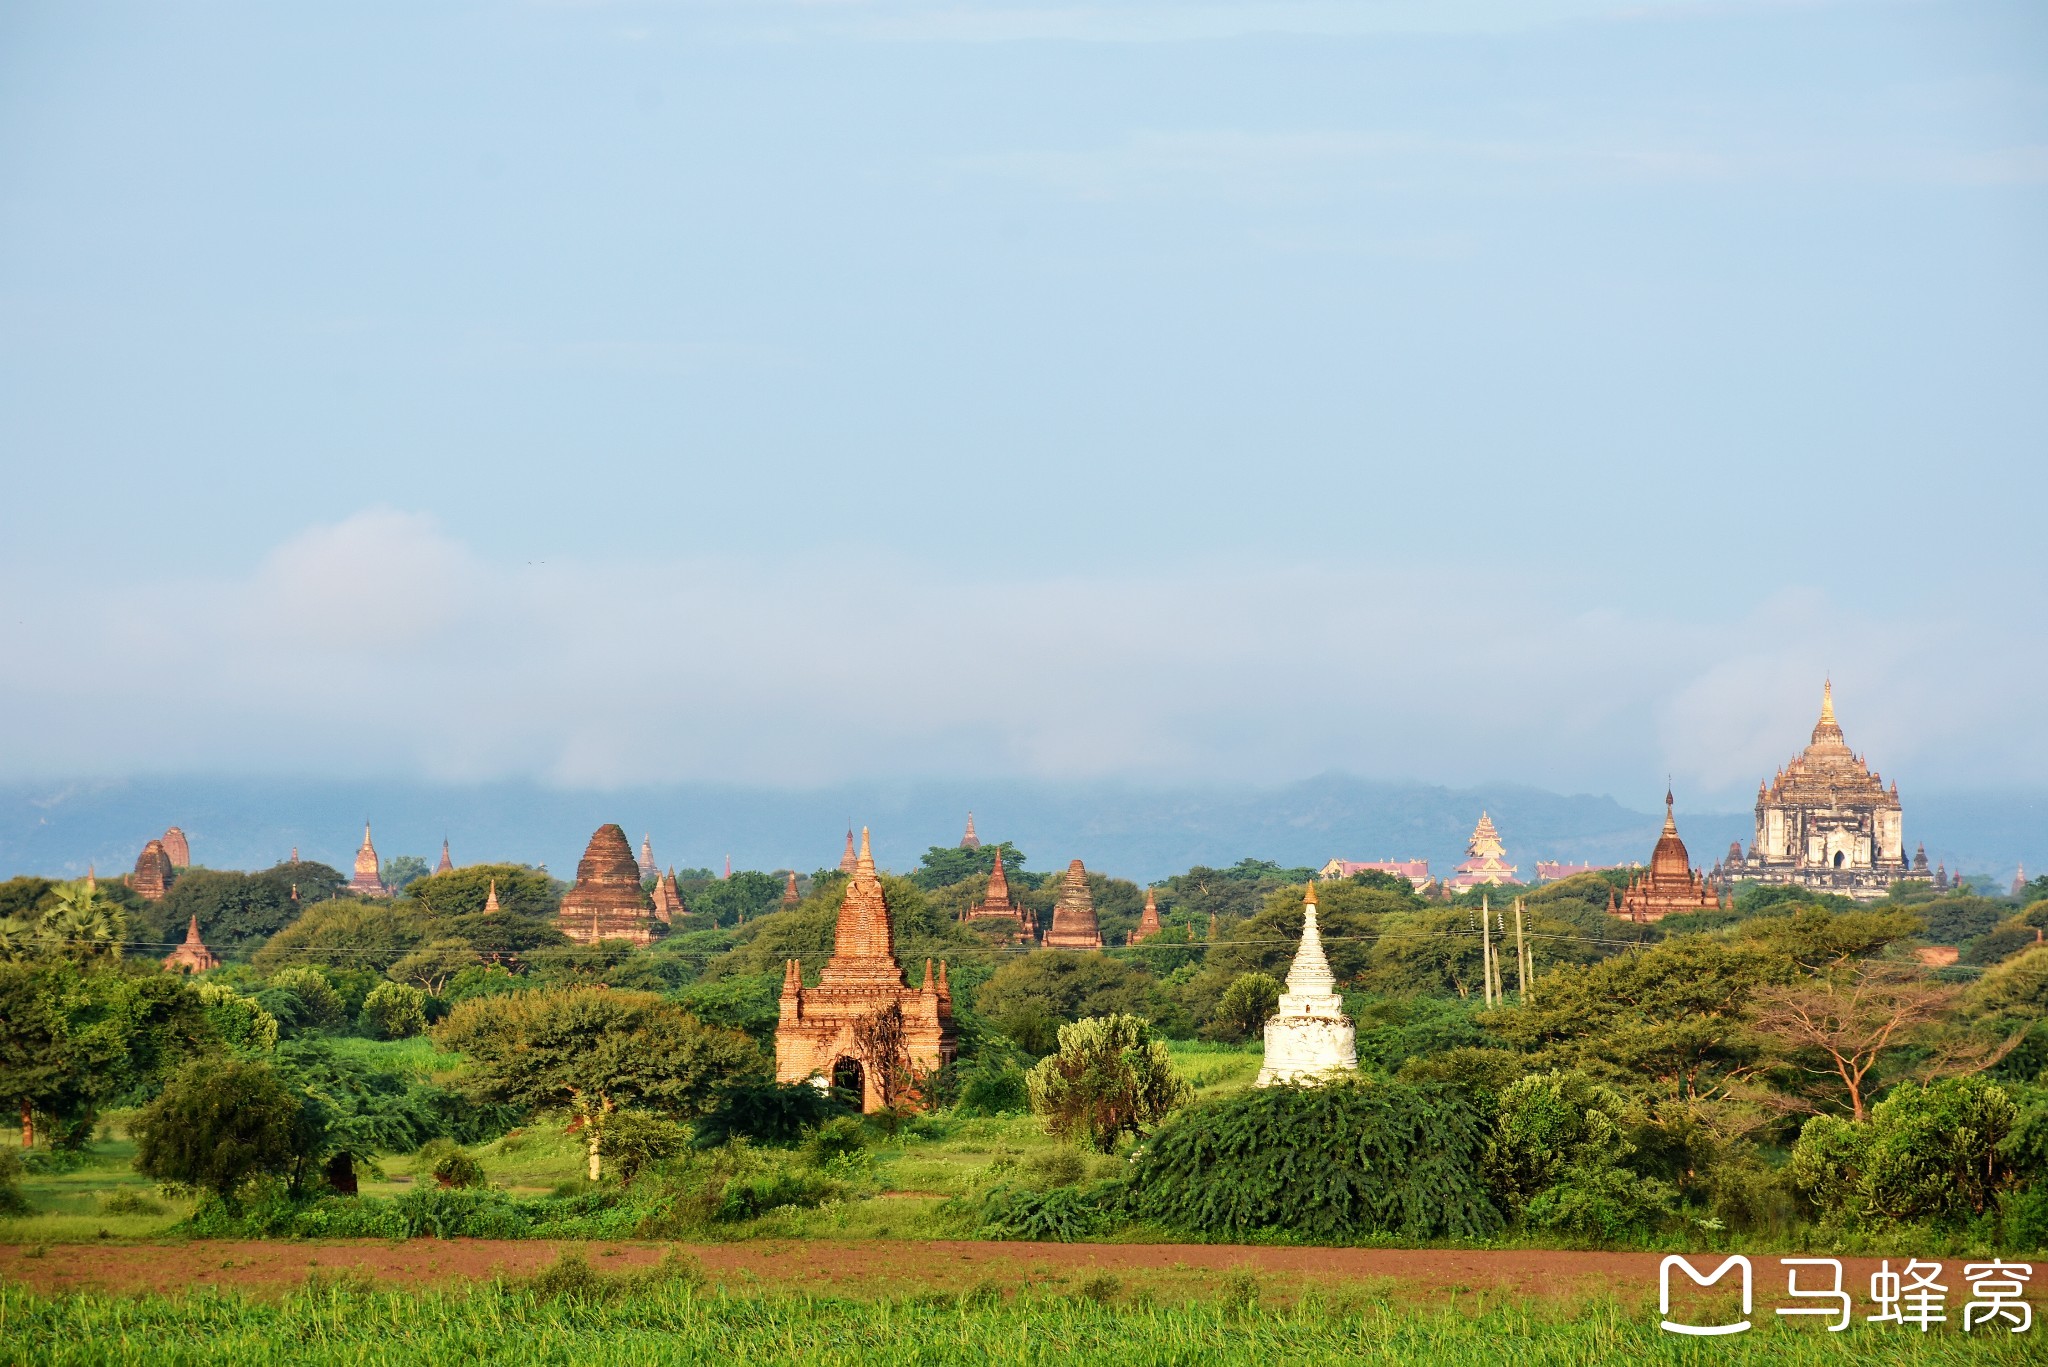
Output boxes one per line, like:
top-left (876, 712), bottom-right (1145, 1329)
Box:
top-left (483, 878), bottom-right (500, 913)
top-left (1304, 879), bottom-right (1318, 908)
top-left (1820, 677), bottom-right (1835, 725)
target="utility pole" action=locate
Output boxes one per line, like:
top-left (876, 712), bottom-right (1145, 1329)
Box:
top-left (1481, 891), bottom-right (1495, 1006)
top-left (1514, 896), bottom-right (1531, 1005)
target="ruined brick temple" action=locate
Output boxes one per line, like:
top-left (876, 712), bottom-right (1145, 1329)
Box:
top-left (776, 828), bottom-right (955, 1112)
top-left (1728, 681), bottom-right (1929, 900)
top-left (1043, 859), bottom-right (1105, 949)
top-left (1127, 885), bottom-right (1165, 945)
top-left (557, 823), bottom-right (654, 944)
top-left (1615, 791), bottom-right (1727, 924)
top-left (130, 839), bottom-right (175, 902)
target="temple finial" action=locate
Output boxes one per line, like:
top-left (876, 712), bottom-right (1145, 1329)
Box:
top-left (1820, 677), bottom-right (1835, 725)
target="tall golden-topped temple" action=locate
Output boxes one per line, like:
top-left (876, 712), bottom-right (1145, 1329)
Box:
top-left (1446, 812), bottom-right (1519, 891)
top-left (775, 828), bottom-right (956, 1111)
top-left (1729, 681), bottom-right (1927, 900)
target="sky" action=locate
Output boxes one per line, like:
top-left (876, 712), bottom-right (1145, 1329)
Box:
top-left (1, 0), bottom-right (2043, 809)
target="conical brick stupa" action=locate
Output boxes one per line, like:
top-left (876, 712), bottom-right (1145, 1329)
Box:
top-left (1128, 886), bottom-right (1165, 945)
top-left (965, 846), bottom-right (1034, 942)
top-left (1255, 882), bottom-right (1358, 1087)
top-left (1043, 859), bottom-right (1104, 949)
top-left (557, 824), bottom-right (654, 945)
top-left (349, 824), bottom-right (390, 897)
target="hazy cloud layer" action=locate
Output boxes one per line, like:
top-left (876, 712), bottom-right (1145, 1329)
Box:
top-left (4, 509), bottom-right (2037, 804)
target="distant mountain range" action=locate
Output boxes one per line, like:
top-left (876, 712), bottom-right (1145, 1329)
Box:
top-left (2, 775), bottom-right (2038, 888)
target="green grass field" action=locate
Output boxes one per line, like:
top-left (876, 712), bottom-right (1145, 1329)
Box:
top-left (0, 1269), bottom-right (2034, 1366)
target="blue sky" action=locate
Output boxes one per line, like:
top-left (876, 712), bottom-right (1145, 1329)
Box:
top-left (1, 0), bottom-right (2043, 804)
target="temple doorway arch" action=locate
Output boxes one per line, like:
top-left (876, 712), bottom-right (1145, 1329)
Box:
top-left (831, 1057), bottom-right (865, 1099)
top-left (1834, 851), bottom-right (1845, 868)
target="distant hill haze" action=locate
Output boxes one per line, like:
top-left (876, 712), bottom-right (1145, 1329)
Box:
top-left (3, 775), bottom-right (2039, 889)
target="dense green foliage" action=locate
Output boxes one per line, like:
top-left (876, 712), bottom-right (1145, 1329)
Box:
top-left (1026, 1014), bottom-right (1191, 1153)
top-left (132, 1058), bottom-right (326, 1203)
top-left (1126, 1079), bottom-right (1498, 1240)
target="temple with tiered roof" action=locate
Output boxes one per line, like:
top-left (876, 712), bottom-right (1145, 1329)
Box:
top-left (775, 828), bottom-right (956, 1111)
top-left (1729, 682), bottom-right (1927, 900)
top-left (162, 915), bottom-right (219, 974)
top-left (1043, 859), bottom-right (1104, 949)
top-left (557, 824), bottom-right (654, 943)
top-left (1127, 886), bottom-right (1165, 944)
top-left (964, 846), bottom-right (1033, 941)
top-left (1445, 813), bottom-right (1519, 892)
top-left (1616, 791), bottom-right (1726, 923)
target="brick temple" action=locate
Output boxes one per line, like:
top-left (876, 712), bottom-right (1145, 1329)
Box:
top-left (162, 915), bottom-right (220, 974)
top-left (130, 839), bottom-right (175, 901)
top-left (161, 826), bottom-right (191, 869)
top-left (557, 823), bottom-right (654, 944)
top-left (1127, 886), bottom-right (1165, 944)
top-left (1615, 791), bottom-right (1727, 924)
top-left (964, 846), bottom-right (1034, 942)
top-left (775, 828), bottom-right (955, 1111)
top-left (1043, 859), bottom-right (1104, 949)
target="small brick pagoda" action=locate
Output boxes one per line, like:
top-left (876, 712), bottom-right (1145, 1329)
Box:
top-left (1616, 791), bottom-right (1727, 924)
top-left (782, 870), bottom-right (801, 906)
top-left (348, 824), bottom-right (390, 897)
top-left (960, 812), bottom-right (981, 849)
top-left (639, 833), bottom-right (657, 882)
top-left (650, 868), bottom-right (684, 924)
top-left (964, 846), bottom-right (1034, 942)
top-left (838, 829), bottom-right (858, 873)
top-left (163, 915), bottom-right (220, 974)
top-left (1043, 859), bottom-right (1104, 949)
top-left (130, 839), bottom-right (175, 901)
top-left (775, 828), bottom-right (956, 1112)
top-left (558, 823), bottom-right (653, 944)
top-left (161, 826), bottom-right (191, 869)
top-left (435, 839), bottom-right (453, 875)
top-left (1127, 885), bottom-right (1165, 944)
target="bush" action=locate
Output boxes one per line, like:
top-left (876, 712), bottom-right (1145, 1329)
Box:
top-left (602, 1111), bottom-right (689, 1183)
top-left (269, 968), bottom-right (346, 1029)
top-left (1125, 1077), bottom-right (1499, 1241)
top-left (976, 1181), bottom-right (1117, 1241)
top-left (0, 1149), bottom-right (28, 1216)
top-left (1482, 1070), bottom-right (1674, 1239)
top-left (1026, 1014), bottom-right (1192, 1153)
top-left (954, 1062), bottom-right (1030, 1117)
top-left (1209, 973), bottom-right (1282, 1042)
top-left (132, 1058), bottom-right (326, 1205)
top-left (97, 1188), bottom-right (167, 1216)
top-left (1792, 1076), bottom-right (2024, 1229)
top-left (692, 1082), bottom-right (853, 1148)
top-left (359, 982), bottom-right (428, 1040)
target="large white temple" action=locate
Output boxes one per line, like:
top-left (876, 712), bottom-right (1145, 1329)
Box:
top-left (1255, 882), bottom-right (1359, 1087)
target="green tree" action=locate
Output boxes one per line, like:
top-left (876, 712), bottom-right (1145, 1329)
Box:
top-left (1025, 1013), bottom-right (1190, 1153)
top-left (684, 871), bottom-right (785, 928)
top-left (913, 842), bottom-right (1027, 891)
top-left (1792, 1076), bottom-right (2023, 1228)
top-left (436, 988), bottom-right (762, 1178)
top-left (359, 981), bottom-right (428, 1039)
top-left (251, 899), bottom-right (429, 975)
top-left (0, 963), bottom-right (75, 1147)
top-left (132, 1057), bottom-right (326, 1205)
top-left (381, 856), bottom-right (430, 892)
top-left (266, 967), bottom-right (346, 1029)
top-left (1210, 972), bottom-right (1281, 1042)
top-left (1483, 1070), bottom-right (1673, 1238)
top-left (387, 939), bottom-right (481, 995)
top-left (403, 863), bottom-right (561, 920)
top-left (149, 864), bottom-right (343, 958)
top-left (1736, 906), bottom-right (1923, 975)
top-left (976, 952), bottom-right (1158, 1053)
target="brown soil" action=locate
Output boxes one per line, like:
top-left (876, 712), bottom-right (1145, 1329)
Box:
top-left (0, 1239), bottom-right (1946, 1307)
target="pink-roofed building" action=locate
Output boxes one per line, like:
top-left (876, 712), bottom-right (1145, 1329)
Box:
top-left (1533, 860), bottom-right (1618, 884)
top-left (1318, 858), bottom-right (1432, 892)
top-left (1445, 812), bottom-right (1520, 892)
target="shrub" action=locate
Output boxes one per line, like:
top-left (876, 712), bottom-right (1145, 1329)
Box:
top-left (269, 968), bottom-right (346, 1029)
top-left (692, 1082), bottom-right (853, 1148)
top-left (1209, 973), bottom-right (1281, 1042)
top-left (976, 1181), bottom-right (1117, 1241)
top-left (1792, 1076), bottom-right (2024, 1229)
top-left (1125, 1077), bottom-right (1499, 1241)
top-left (97, 1188), bottom-right (167, 1216)
top-left (1482, 1070), bottom-right (1674, 1238)
top-left (359, 982), bottom-right (428, 1040)
top-left (800, 1116), bottom-right (869, 1169)
top-left (954, 1062), bottom-right (1030, 1117)
top-left (1026, 1014), bottom-right (1192, 1153)
top-left (602, 1111), bottom-right (689, 1183)
top-left (0, 1148), bottom-right (28, 1216)
top-left (132, 1058), bottom-right (326, 1206)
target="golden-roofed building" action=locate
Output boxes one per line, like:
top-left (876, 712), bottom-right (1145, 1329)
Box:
top-left (349, 824), bottom-right (390, 898)
top-left (1446, 813), bottom-right (1519, 892)
top-left (1615, 791), bottom-right (1727, 924)
top-left (775, 828), bottom-right (956, 1112)
top-left (1729, 681), bottom-right (1927, 900)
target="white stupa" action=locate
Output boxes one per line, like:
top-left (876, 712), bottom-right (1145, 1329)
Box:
top-left (1254, 881), bottom-right (1359, 1087)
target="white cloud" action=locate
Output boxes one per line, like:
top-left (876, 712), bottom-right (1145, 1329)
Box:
top-left (1, 509), bottom-right (2039, 801)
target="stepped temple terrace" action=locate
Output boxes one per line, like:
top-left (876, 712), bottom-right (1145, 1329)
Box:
top-left (1255, 882), bottom-right (1357, 1086)
top-left (1615, 791), bottom-right (1727, 924)
top-left (557, 823), bottom-right (654, 945)
top-left (348, 823), bottom-right (389, 898)
top-left (1727, 681), bottom-right (1929, 900)
top-left (1043, 859), bottom-right (1105, 949)
top-left (775, 828), bottom-right (956, 1112)
top-left (964, 846), bottom-right (1034, 941)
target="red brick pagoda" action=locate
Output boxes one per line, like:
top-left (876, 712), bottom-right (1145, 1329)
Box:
top-left (162, 915), bottom-right (220, 974)
top-left (1043, 859), bottom-right (1104, 949)
top-left (1616, 791), bottom-right (1727, 924)
top-left (557, 823), bottom-right (653, 944)
top-left (1127, 885), bottom-right (1165, 944)
top-left (964, 846), bottom-right (1034, 942)
top-left (348, 824), bottom-right (389, 898)
top-left (161, 826), bottom-right (191, 869)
